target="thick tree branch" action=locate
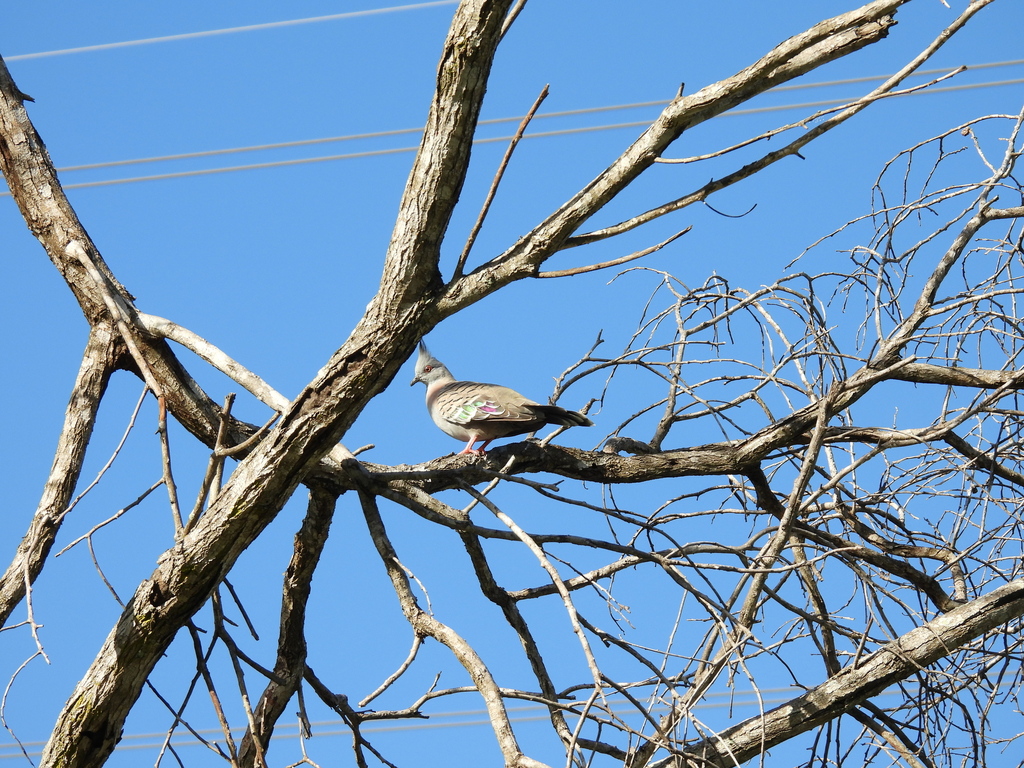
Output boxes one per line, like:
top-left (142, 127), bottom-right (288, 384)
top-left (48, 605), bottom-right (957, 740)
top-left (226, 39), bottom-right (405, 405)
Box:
top-left (0, 57), bottom-right (259, 458)
top-left (561, 1), bottom-right (990, 252)
top-left (32, 3), bottom-right (516, 765)
top-left (437, 0), bottom-right (912, 316)
top-left (358, 490), bottom-right (550, 768)
top-left (0, 324), bottom-right (118, 627)
top-left (378, 0), bottom-right (518, 319)
top-left (238, 486), bottom-right (337, 767)
top-left (459, 531), bottom-right (582, 752)
top-left (0, 64), bottom-right (129, 322)
top-left (889, 361), bottom-right (1024, 389)
top-left (661, 579), bottom-right (1024, 768)
top-left (943, 431), bottom-right (1024, 487)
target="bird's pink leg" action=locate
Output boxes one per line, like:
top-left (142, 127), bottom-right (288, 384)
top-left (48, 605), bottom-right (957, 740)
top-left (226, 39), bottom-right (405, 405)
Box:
top-left (458, 436), bottom-right (492, 455)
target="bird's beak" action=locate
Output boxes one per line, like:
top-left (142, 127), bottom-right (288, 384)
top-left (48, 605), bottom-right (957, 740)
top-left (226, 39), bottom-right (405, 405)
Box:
top-left (411, 341), bottom-right (430, 386)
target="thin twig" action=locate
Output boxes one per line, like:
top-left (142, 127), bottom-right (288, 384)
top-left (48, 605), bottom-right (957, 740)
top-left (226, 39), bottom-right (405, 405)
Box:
top-left (147, 672), bottom-right (232, 765)
top-left (1, 651), bottom-right (43, 765)
top-left (360, 633), bottom-right (425, 707)
top-left (653, 68), bottom-right (966, 165)
top-left (157, 395), bottom-right (185, 538)
top-left (186, 622), bottom-right (239, 764)
top-left (214, 593), bottom-right (267, 768)
top-left (217, 410), bottom-right (280, 457)
top-left (58, 384), bottom-right (149, 523)
top-left (462, 485), bottom-right (606, 690)
top-left (55, 480), bottom-right (163, 556)
top-left (186, 394), bottom-right (236, 533)
top-left (537, 227), bottom-right (690, 279)
top-left (499, 0), bottom-right (529, 40)
top-left (453, 84), bottom-right (550, 279)
top-left (222, 578), bottom-right (260, 642)
top-left (66, 240), bottom-right (163, 397)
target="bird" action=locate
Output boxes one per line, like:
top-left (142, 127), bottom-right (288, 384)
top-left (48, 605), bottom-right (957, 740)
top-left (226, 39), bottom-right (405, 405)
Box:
top-left (410, 342), bottom-right (593, 455)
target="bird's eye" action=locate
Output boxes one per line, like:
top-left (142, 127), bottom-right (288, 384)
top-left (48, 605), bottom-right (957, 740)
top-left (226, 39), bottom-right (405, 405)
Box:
top-left (424, 365), bottom-right (433, 372)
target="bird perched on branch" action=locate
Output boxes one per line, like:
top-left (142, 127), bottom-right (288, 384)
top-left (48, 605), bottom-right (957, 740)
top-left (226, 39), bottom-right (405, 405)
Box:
top-left (410, 342), bottom-right (593, 455)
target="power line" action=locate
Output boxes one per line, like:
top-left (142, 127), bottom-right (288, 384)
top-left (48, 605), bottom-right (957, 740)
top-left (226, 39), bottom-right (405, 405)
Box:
top-left (4, 1), bottom-right (459, 61)
top-left (7, 0), bottom-right (1024, 78)
top-left (3, 9), bottom-right (1020, 191)
top-left (0, 688), bottom-right (819, 758)
top-left (50, 59), bottom-right (1024, 175)
top-left (0, 76), bottom-right (1018, 198)
top-left (53, 101), bottom-right (681, 173)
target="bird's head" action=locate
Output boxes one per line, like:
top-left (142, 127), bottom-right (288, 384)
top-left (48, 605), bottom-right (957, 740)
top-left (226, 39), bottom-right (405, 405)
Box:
top-left (410, 341), bottom-right (453, 387)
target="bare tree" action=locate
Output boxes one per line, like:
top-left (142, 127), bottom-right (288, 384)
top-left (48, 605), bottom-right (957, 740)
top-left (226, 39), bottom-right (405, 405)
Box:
top-left (2, 1), bottom-right (1023, 767)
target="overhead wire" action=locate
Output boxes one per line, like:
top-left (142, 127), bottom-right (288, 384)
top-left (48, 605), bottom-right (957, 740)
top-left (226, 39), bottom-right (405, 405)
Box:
top-left (49, 59), bottom-right (1024, 174)
top-left (0, 72), bottom-right (1019, 197)
top-left (0, 687), bottom-right (859, 758)
top-left (4, 1), bottom-right (460, 61)
top-left (2, 6), bottom-right (1021, 193)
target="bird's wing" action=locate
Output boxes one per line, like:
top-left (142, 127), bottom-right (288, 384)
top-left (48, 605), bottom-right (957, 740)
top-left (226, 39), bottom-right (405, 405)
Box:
top-left (432, 381), bottom-right (542, 427)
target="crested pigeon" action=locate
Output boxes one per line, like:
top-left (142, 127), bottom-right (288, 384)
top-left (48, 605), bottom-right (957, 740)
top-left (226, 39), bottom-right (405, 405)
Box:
top-left (410, 342), bottom-right (593, 454)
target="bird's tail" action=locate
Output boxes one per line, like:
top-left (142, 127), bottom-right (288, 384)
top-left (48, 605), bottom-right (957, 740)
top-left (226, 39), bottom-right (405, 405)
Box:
top-left (534, 405), bottom-right (594, 428)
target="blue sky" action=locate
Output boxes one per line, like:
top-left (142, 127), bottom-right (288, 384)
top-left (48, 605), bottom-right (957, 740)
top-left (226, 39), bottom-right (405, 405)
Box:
top-left (2, 1), bottom-right (1023, 766)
